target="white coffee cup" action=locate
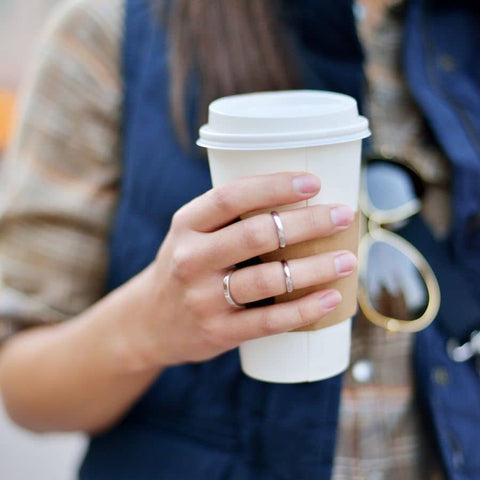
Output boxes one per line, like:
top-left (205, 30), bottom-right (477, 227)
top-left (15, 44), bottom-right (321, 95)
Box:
top-left (198, 90), bottom-right (370, 383)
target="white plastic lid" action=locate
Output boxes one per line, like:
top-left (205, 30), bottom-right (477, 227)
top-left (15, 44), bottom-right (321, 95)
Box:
top-left (197, 90), bottom-right (370, 150)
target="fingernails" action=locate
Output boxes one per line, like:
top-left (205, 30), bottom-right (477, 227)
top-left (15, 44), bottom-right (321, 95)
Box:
top-left (318, 290), bottom-right (342, 311)
top-left (330, 206), bottom-right (354, 227)
top-left (292, 175), bottom-right (320, 195)
top-left (334, 252), bottom-right (357, 275)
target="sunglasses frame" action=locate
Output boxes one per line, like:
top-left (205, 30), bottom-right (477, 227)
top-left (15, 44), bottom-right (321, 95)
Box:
top-left (357, 159), bottom-right (441, 333)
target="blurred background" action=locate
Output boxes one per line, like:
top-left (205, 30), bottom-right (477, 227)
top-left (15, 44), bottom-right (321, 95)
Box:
top-left (0, 1), bottom-right (87, 478)
top-left (0, 0), bottom-right (62, 148)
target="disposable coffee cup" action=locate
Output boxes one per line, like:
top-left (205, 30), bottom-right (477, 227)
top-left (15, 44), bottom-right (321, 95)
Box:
top-left (197, 90), bottom-right (370, 383)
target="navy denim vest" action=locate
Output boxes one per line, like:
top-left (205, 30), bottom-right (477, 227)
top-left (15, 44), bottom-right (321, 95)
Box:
top-left (76, 0), bottom-right (480, 479)
top-left (78, 1), bottom-right (364, 478)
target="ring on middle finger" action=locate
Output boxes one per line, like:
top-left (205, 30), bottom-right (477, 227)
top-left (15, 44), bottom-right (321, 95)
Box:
top-left (271, 211), bottom-right (287, 249)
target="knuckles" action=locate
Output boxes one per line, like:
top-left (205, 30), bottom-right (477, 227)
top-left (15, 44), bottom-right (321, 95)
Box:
top-left (170, 245), bottom-right (199, 283)
top-left (257, 309), bottom-right (281, 337)
top-left (197, 316), bottom-right (231, 350)
top-left (171, 206), bottom-right (188, 230)
top-left (268, 179), bottom-right (289, 202)
top-left (210, 186), bottom-right (238, 218)
top-left (240, 217), bottom-right (271, 252)
top-left (292, 301), bottom-right (310, 327)
top-left (257, 301), bottom-right (310, 337)
top-left (182, 287), bottom-right (210, 317)
top-left (306, 206), bottom-right (330, 235)
top-left (250, 267), bottom-right (275, 298)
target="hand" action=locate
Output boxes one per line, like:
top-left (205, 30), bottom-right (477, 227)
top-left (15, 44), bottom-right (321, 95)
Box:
top-left (126, 172), bottom-right (356, 369)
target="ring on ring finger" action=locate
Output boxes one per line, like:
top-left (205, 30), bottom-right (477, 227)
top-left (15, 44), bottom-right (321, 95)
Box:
top-left (282, 260), bottom-right (294, 293)
top-left (223, 269), bottom-right (244, 308)
top-left (223, 260), bottom-right (295, 309)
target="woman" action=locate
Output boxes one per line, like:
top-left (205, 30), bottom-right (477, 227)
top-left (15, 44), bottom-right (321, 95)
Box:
top-left (0, 0), bottom-right (479, 479)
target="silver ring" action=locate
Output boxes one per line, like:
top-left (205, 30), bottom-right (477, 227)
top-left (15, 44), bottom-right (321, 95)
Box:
top-left (271, 211), bottom-right (287, 249)
top-left (282, 260), bottom-right (294, 293)
top-left (223, 269), bottom-right (244, 308)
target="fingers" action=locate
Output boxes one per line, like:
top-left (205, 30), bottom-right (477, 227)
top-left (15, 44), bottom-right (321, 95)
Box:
top-left (173, 172), bottom-right (320, 232)
top-left (206, 204), bottom-right (354, 269)
top-left (221, 289), bottom-right (343, 344)
top-left (228, 250), bottom-right (357, 304)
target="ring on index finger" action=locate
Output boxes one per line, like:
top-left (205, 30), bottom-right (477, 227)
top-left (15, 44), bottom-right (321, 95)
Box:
top-left (271, 211), bottom-right (287, 249)
top-left (223, 269), bottom-right (245, 308)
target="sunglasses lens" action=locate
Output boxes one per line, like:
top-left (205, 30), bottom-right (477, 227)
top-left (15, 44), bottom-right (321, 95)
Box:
top-left (365, 162), bottom-right (419, 211)
top-left (362, 240), bottom-right (428, 321)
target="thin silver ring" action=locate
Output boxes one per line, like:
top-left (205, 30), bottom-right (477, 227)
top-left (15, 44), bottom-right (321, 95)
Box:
top-left (282, 260), bottom-right (294, 293)
top-left (271, 211), bottom-right (287, 249)
top-left (223, 269), bottom-right (244, 308)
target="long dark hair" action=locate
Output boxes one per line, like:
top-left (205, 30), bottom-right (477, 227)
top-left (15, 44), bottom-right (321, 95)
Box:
top-left (160, 0), bottom-right (301, 147)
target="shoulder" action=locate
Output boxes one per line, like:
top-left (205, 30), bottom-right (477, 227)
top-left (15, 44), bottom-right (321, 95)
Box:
top-left (48, 0), bottom-right (125, 33)
top-left (11, 0), bottom-right (125, 166)
top-left (17, 0), bottom-right (126, 138)
top-left (41, 0), bottom-right (125, 62)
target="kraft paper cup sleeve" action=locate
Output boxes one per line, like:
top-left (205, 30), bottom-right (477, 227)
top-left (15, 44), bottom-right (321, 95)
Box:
top-left (259, 212), bottom-right (360, 331)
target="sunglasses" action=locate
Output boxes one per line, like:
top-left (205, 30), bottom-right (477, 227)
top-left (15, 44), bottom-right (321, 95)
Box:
top-left (357, 157), bottom-right (441, 333)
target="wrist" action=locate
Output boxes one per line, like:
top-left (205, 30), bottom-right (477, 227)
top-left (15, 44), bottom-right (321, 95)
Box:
top-left (107, 264), bottom-right (167, 375)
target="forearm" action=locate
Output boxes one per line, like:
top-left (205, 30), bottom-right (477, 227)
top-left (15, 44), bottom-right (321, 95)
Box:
top-left (0, 173), bottom-right (356, 436)
top-left (0, 267), bottom-right (162, 435)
